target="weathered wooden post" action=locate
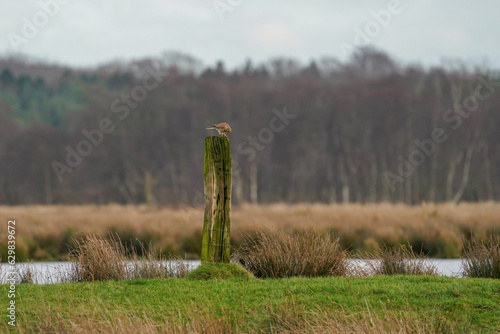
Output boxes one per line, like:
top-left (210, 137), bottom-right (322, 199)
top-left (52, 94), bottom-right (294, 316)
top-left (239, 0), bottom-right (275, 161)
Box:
top-left (201, 136), bottom-right (232, 262)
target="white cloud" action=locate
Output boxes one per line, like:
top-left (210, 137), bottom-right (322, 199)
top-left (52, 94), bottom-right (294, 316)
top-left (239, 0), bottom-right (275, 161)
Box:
top-left (252, 22), bottom-right (301, 48)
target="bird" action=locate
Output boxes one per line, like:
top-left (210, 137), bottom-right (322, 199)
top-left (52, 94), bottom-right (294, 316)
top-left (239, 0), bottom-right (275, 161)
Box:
top-left (206, 122), bottom-right (231, 137)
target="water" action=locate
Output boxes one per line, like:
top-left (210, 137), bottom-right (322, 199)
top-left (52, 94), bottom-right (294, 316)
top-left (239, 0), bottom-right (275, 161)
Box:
top-left (426, 259), bottom-right (463, 277)
top-left (0, 259), bottom-right (464, 284)
top-left (350, 258), bottom-right (463, 277)
top-left (0, 260), bottom-right (201, 285)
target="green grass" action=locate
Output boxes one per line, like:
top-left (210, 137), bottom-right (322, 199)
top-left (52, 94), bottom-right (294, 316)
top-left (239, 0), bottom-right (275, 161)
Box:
top-left (185, 262), bottom-right (254, 280)
top-left (1, 276), bottom-right (499, 333)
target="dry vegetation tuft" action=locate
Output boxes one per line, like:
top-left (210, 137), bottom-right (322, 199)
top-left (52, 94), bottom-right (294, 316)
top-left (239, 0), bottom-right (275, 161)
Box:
top-left (67, 234), bottom-right (127, 281)
top-left (462, 235), bottom-right (500, 278)
top-left (236, 229), bottom-right (348, 278)
top-left (66, 233), bottom-right (187, 282)
top-left (364, 244), bottom-right (438, 276)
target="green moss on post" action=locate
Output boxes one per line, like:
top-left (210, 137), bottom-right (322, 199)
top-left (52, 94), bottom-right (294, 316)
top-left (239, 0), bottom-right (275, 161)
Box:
top-left (201, 136), bottom-right (232, 263)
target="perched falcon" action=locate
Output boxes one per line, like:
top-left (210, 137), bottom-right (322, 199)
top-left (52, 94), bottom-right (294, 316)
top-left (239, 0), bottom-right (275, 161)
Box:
top-left (206, 122), bottom-right (231, 137)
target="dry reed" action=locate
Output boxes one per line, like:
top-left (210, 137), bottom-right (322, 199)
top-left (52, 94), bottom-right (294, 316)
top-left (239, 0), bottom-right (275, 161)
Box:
top-left (462, 235), bottom-right (500, 278)
top-left (1, 202), bottom-right (499, 260)
top-left (236, 229), bottom-right (349, 278)
top-left (66, 233), bottom-right (188, 282)
top-left (364, 244), bottom-right (438, 276)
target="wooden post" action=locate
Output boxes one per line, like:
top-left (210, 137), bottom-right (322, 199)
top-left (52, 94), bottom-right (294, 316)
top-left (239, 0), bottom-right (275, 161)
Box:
top-left (201, 136), bottom-right (232, 262)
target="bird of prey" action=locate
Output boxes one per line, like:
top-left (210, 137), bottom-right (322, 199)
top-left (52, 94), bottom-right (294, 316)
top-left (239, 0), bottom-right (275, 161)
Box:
top-left (206, 122), bottom-right (231, 137)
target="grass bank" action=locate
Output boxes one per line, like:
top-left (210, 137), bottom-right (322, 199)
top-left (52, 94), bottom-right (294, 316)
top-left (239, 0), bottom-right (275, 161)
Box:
top-left (1, 276), bottom-right (499, 333)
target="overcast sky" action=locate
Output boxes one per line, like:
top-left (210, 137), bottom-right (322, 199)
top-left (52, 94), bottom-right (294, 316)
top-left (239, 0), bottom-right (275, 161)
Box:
top-left (1, 0), bottom-right (499, 70)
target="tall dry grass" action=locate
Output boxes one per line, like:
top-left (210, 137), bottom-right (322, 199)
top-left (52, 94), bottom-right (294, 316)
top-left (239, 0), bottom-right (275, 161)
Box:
top-left (66, 233), bottom-right (188, 282)
top-left (364, 244), bottom-right (438, 276)
top-left (67, 234), bottom-right (127, 282)
top-left (236, 229), bottom-right (349, 278)
top-left (462, 235), bottom-right (500, 278)
top-left (0, 202), bottom-right (499, 260)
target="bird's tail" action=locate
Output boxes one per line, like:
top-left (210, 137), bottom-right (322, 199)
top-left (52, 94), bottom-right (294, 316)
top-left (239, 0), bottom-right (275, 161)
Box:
top-left (206, 123), bottom-right (217, 129)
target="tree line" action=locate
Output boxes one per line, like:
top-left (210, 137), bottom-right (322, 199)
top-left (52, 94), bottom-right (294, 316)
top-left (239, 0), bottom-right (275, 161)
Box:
top-left (0, 49), bottom-right (499, 205)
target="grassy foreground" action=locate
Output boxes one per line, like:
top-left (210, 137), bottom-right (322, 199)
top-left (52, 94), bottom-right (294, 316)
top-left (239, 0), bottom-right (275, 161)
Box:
top-left (1, 276), bottom-right (499, 333)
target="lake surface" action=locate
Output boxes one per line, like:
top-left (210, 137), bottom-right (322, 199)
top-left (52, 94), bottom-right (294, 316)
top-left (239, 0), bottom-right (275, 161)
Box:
top-left (0, 259), bottom-right (464, 284)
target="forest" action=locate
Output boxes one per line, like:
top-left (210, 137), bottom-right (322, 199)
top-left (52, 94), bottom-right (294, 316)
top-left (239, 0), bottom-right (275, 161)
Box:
top-left (0, 48), bottom-right (499, 205)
